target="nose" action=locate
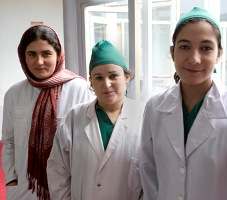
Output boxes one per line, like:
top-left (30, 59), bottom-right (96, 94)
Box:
top-left (188, 50), bottom-right (201, 65)
top-left (37, 55), bottom-right (44, 65)
top-left (104, 78), bottom-right (111, 87)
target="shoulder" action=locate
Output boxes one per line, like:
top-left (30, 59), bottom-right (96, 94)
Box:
top-left (121, 98), bottom-right (145, 120)
top-left (146, 84), bottom-right (179, 108)
top-left (63, 99), bottom-right (96, 120)
top-left (62, 77), bottom-right (92, 94)
top-left (4, 79), bottom-right (31, 97)
top-left (212, 80), bottom-right (227, 94)
top-left (124, 97), bottom-right (145, 110)
top-left (58, 99), bottom-right (96, 133)
top-left (6, 79), bottom-right (28, 91)
top-left (210, 81), bottom-right (227, 104)
top-left (63, 77), bottom-right (89, 88)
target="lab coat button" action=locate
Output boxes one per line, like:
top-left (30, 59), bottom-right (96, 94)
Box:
top-left (179, 167), bottom-right (185, 174)
top-left (178, 196), bottom-right (184, 200)
top-left (97, 183), bottom-right (102, 187)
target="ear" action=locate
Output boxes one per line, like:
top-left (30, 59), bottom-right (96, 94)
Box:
top-left (216, 49), bottom-right (223, 64)
top-left (125, 73), bottom-right (131, 84)
top-left (170, 46), bottom-right (174, 61)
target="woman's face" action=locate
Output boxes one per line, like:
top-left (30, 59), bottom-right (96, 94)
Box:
top-left (89, 64), bottom-right (130, 109)
top-left (170, 21), bottom-right (222, 88)
top-left (25, 39), bottom-right (58, 80)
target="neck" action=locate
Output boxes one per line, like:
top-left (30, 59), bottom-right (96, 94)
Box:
top-left (97, 98), bottom-right (124, 124)
top-left (180, 81), bottom-right (212, 113)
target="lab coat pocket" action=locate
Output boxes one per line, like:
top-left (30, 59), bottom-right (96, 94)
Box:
top-left (6, 185), bottom-right (19, 200)
top-left (128, 158), bottom-right (142, 193)
top-left (13, 107), bottom-right (28, 148)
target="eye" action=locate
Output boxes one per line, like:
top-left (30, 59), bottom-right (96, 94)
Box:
top-left (201, 46), bottom-right (212, 51)
top-left (42, 51), bottom-right (52, 57)
top-left (109, 74), bottom-right (118, 79)
top-left (27, 52), bottom-right (36, 57)
top-left (94, 76), bottom-right (103, 80)
top-left (179, 45), bottom-right (190, 50)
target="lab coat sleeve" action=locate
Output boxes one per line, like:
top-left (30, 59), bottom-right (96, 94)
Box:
top-left (59, 78), bottom-right (95, 117)
top-left (72, 78), bottom-right (95, 104)
top-left (139, 103), bottom-right (158, 200)
top-left (47, 120), bottom-right (71, 200)
top-left (2, 92), bottom-right (17, 184)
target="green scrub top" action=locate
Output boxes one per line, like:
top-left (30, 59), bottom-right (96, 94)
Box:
top-left (95, 103), bottom-right (114, 151)
top-left (182, 98), bottom-right (204, 145)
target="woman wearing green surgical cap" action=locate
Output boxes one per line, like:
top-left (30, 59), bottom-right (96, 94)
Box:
top-left (140, 7), bottom-right (227, 200)
top-left (47, 40), bottom-right (145, 200)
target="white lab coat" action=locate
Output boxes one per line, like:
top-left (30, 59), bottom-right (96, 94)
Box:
top-left (2, 78), bottom-right (94, 200)
top-left (139, 81), bottom-right (227, 200)
top-left (47, 97), bottom-right (145, 200)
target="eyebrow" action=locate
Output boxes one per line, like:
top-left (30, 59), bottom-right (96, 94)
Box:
top-left (177, 39), bottom-right (215, 45)
top-left (26, 50), bottom-right (52, 54)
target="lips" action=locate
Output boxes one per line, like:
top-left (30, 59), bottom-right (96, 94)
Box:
top-left (35, 68), bottom-right (46, 71)
top-left (185, 68), bottom-right (203, 73)
top-left (103, 91), bottom-right (114, 95)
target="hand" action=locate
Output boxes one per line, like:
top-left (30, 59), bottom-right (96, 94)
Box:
top-left (6, 180), bottom-right (18, 186)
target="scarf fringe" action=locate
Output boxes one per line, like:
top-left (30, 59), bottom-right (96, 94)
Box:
top-left (27, 173), bottom-right (50, 200)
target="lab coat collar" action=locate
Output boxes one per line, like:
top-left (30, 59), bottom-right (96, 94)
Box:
top-left (203, 81), bottom-right (227, 118)
top-left (186, 81), bottom-right (227, 157)
top-left (155, 81), bottom-right (227, 161)
top-left (85, 97), bottom-right (128, 171)
top-left (85, 99), bottom-right (105, 161)
top-left (155, 83), bottom-right (181, 113)
top-left (158, 86), bottom-right (185, 161)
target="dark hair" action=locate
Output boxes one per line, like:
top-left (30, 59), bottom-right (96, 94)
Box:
top-left (171, 18), bottom-right (223, 83)
top-left (19, 25), bottom-right (61, 57)
top-left (172, 18), bottom-right (222, 51)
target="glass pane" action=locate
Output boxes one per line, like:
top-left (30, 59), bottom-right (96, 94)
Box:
top-left (220, 0), bottom-right (227, 21)
top-left (152, 6), bottom-right (170, 21)
top-left (180, 0), bottom-right (204, 16)
top-left (140, 1), bottom-right (172, 102)
top-left (152, 24), bottom-right (171, 77)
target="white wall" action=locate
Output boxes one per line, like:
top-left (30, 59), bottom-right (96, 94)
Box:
top-left (0, 0), bottom-right (63, 139)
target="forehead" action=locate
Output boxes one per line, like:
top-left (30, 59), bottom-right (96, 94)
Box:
top-left (176, 21), bottom-right (218, 44)
top-left (26, 39), bottom-right (54, 51)
top-left (91, 64), bottom-right (124, 75)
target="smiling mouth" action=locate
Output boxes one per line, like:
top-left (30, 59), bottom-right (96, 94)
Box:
top-left (185, 68), bottom-right (202, 73)
top-left (35, 68), bottom-right (46, 71)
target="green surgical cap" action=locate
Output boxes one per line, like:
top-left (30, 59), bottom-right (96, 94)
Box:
top-left (176, 7), bottom-right (221, 32)
top-left (89, 40), bottom-right (127, 74)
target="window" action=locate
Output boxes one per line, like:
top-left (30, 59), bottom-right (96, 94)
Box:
top-left (84, 0), bottom-right (174, 102)
top-left (77, 0), bottom-right (227, 102)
